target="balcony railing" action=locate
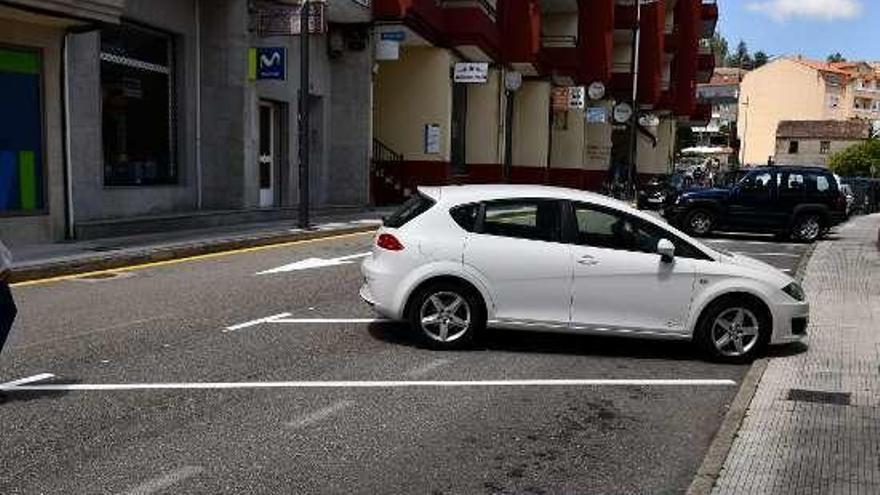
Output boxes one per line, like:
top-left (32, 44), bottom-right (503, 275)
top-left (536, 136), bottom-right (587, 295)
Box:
top-left (541, 35), bottom-right (578, 48)
top-left (439, 0), bottom-right (497, 21)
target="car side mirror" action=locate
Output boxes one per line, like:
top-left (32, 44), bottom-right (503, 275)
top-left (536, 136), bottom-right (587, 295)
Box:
top-left (657, 239), bottom-right (675, 263)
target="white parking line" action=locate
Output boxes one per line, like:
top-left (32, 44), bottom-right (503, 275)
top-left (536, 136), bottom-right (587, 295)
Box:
top-left (287, 400), bottom-right (355, 429)
top-left (0, 379), bottom-right (737, 392)
top-left (733, 252), bottom-right (801, 258)
top-left (271, 317), bottom-right (389, 324)
top-left (223, 313), bottom-right (292, 332)
top-left (406, 359), bottom-right (452, 378)
top-left (0, 373), bottom-right (56, 388)
top-left (122, 466), bottom-right (203, 495)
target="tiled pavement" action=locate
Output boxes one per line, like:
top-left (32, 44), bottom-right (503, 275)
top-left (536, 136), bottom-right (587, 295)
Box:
top-left (713, 214), bottom-right (880, 494)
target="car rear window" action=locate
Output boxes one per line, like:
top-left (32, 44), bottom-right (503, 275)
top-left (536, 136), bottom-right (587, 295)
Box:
top-left (383, 193), bottom-right (436, 228)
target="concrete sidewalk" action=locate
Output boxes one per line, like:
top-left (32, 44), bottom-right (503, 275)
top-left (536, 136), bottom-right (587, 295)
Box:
top-left (6, 209), bottom-right (390, 283)
top-left (712, 214), bottom-right (880, 494)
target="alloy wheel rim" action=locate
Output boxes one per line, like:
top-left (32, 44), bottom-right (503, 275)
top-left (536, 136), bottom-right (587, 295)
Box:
top-left (799, 218), bottom-right (820, 241)
top-left (711, 307), bottom-right (760, 357)
top-left (419, 291), bottom-right (471, 343)
top-left (691, 213), bottom-right (712, 234)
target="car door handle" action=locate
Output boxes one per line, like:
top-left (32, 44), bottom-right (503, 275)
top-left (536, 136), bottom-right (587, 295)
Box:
top-left (577, 255), bottom-right (600, 266)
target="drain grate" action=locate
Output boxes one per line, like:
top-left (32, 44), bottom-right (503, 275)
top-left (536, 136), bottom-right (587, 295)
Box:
top-left (787, 389), bottom-right (851, 406)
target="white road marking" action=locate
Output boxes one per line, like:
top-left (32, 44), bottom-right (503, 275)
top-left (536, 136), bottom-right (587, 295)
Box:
top-left (287, 400), bottom-right (355, 429)
top-left (270, 317), bottom-right (389, 324)
top-left (256, 252), bottom-right (370, 275)
top-left (1, 379), bottom-right (737, 392)
top-left (0, 373), bottom-right (55, 388)
top-left (406, 359), bottom-right (452, 378)
top-left (223, 313), bottom-right (292, 332)
top-left (733, 252), bottom-right (800, 258)
top-left (122, 466), bottom-right (203, 495)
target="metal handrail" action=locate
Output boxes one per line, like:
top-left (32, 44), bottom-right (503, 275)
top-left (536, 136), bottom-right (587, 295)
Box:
top-left (373, 139), bottom-right (403, 163)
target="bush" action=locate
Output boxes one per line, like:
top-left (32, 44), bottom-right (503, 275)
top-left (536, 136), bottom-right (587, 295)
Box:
top-left (829, 140), bottom-right (880, 178)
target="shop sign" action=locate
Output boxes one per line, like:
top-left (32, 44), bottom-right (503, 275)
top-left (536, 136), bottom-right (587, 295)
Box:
top-left (454, 63), bottom-right (489, 84)
top-left (249, 47), bottom-right (286, 80)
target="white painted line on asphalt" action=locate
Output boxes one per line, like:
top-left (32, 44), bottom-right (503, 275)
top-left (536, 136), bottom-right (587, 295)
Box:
top-left (406, 358), bottom-right (452, 378)
top-left (122, 466), bottom-right (203, 495)
top-left (286, 400), bottom-right (355, 429)
top-left (271, 318), bottom-right (389, 324)
top-left (224, 313), bottom-right (292, 332)
top-left (255, 252), bottom-right (370, 275)
top-left (0, 373), bottom-right (56, 388)
top-left (733, 252), bottom-right (800, 258)
top-left (0, 379), bottom-right (738, 392)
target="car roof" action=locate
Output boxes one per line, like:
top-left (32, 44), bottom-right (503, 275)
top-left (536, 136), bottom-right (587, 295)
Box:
top-left (420, 184), bottom-right (633, 209)
top-left (749, 165), bottom-right (831, 173)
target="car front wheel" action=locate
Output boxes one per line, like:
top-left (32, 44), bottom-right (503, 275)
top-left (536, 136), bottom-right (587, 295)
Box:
top-left (408, 282), bottom-right (485, 350)
top-left (696, 297), bottom-right (770, 363)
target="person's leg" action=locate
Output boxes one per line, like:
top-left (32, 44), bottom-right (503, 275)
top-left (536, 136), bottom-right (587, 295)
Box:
top-left (0, 282), bottom-right (16, 355)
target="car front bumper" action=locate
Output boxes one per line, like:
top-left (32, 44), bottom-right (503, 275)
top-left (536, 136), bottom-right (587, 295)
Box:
top-left (769, 300), bottom-right (810, 345)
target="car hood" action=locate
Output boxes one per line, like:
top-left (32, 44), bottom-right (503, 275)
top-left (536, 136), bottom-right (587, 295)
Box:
top-left (681, 188), bottom-right (730, 201)
top-left (719, 251), bottom-right (793, 287)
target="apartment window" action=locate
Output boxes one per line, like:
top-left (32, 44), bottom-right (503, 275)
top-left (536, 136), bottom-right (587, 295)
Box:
top-left (820, 141), bottom-right (831, 154)
top-left (827, 94), bottom-right (840, 109)
top-left (101, 24), bottom-right (177, 186)
top-left (789, 141), bottom-right (800, 154)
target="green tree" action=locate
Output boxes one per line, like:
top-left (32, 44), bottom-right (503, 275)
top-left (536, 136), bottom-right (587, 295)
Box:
top-left (711, 33), bottom-right (729, 67)
top-left (753, 51), bottom-right (769, 68)
top-left (727, 41), bottom-right (753, 69)
top-left (828, 139), bottom-right (880, 177)
top-left (827, 52), bottom-right (847, 63)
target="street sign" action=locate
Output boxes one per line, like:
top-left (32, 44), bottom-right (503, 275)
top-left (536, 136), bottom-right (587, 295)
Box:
top-left (588, 81), bottom-right (606, 100)
top-left (454, 63), bottom-right (489, 83)
top-left (504, 71), bottom-right (523, 92)
top-left (613, 102), bottom-right (634, 124)
top-left (569, 86), bottom-right (586, 109)
top-left (586, 106), bottom-right (607, 124)
top-left (250, 47), bottom-right (286, 80)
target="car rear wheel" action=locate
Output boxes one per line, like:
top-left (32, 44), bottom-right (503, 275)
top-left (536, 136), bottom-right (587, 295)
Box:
top-left (791, 214), bottom-right (822, 243)
top-left (696, 297), bottom-right (770, 363)
top-left (408, 281), bottom-right (485, 350)
top-left (685, 209), bottom-right (715, 237)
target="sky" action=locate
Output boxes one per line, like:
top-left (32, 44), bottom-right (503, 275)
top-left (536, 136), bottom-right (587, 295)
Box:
top-left (717, 0), bottom-right (880, 62)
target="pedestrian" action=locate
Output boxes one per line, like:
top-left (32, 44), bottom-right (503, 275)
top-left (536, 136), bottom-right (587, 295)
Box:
top-left (0, 239), bottom-right (16, 358)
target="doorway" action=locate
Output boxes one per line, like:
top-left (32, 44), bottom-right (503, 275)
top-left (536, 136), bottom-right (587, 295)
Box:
top-left (258, 101), bottom-right (278, 208)
top-left (451, 82), bottom-right (468, 176)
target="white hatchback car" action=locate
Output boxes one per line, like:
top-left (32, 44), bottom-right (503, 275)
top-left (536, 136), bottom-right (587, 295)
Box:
top-left (360, 185), bottom-right (809, 362)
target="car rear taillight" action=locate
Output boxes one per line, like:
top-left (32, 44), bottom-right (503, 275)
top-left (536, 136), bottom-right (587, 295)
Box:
top-left (376, 233), bottom-right (404, 251)
top-left (835, 193), bottom-right (847, 211)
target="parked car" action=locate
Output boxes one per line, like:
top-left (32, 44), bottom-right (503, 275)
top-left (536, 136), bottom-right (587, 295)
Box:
top-left (840, 183), bottom-right (855, 217)
top-left (664, 166), bottom-right (847, 242)
top-left (360, 185), bottom-right (809, 363)
top-left (636, 175), bottom-right (673, 210)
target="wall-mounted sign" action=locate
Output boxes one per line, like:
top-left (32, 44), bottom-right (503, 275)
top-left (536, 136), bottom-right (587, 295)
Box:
top-left (454, 62), bottom-right (489, 84)
top-left (248, 47), bottom-right (286, 80)
top-left (569, 86), bottom-right (585, 109)
top-left (639, 113), bottom-right (660, 127)
top-left (612, 102), bottom-right (634, 124)
top-left (586, 106), bottom-right (607, 124)
top-left (380, 31), bottom-right (406, 42)
top-left (588, 81), bottom-right (606, 100)
top-left (504, 70), bottom-right (523, 92)
top-left (424, 124), bottom-right (441, 154)
top-left (376, 39), bottom-right (400, 61)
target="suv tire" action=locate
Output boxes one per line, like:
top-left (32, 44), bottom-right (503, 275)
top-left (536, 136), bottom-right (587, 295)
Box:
top-left (684, 209), bottom-right (715, 237)
top-left (791, 214), bottom-right (822, 243)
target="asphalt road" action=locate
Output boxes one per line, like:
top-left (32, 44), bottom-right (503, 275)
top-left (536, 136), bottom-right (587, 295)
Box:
top-left (0, 229), bottom-right (810, 495)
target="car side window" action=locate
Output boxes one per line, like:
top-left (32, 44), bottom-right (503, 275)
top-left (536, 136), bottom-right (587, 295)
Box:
top-left (743, 172), bottom-right (773, 191)
top-left (778, 173), bottom-right (805, 192)
top-left (572, 203), bottom-right (710, 260)
top-left (480, 200), bottom-right (561, 242)
top-left (449, 203), bottom-right (479, 232)
top-left (816, 175), bottom-right (830, 192)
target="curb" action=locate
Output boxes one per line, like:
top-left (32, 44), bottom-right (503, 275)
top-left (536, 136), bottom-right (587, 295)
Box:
top-left (685, 241), bottom-right (817, 495)
top-left (10, 225), bottom-right (378, 285)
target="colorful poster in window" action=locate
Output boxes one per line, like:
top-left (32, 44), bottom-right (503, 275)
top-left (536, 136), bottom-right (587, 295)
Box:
top-left (0, 47), bottom-right (43, 213)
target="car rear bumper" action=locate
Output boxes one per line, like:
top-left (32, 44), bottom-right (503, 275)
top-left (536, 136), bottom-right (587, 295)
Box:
top-left (360, 256), bottom-right (404, 320)
top-left (770, 300), bottom-right (810, 345)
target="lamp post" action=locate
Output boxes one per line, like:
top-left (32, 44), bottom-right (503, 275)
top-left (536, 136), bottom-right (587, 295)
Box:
top-left (298, 0), bottom-right (312, 229)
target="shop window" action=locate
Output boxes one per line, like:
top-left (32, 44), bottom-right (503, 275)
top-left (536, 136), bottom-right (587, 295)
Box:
top-left (0, 47), bottom-right (45, 214)
top-left (101, 25), bottom-right (177, 186)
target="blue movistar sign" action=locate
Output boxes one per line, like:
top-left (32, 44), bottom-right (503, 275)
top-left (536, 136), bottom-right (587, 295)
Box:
top-left (257, 47), bottom-right (286, 80)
